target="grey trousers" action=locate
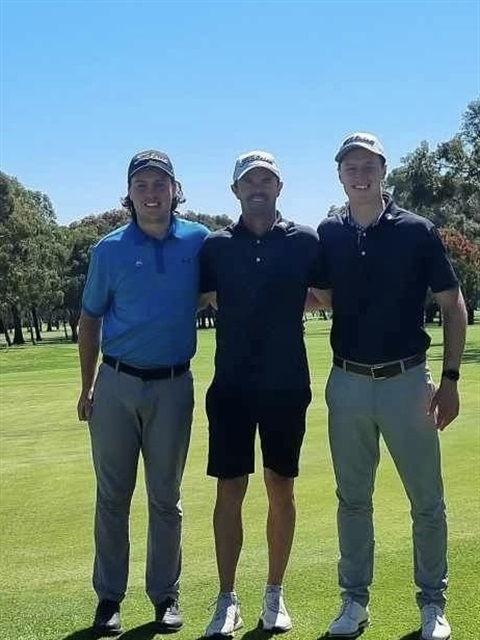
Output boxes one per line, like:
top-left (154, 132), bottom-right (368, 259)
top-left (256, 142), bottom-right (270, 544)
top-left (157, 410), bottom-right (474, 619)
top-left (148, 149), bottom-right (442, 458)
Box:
top-left (88, 363), bottom-right (194, 604)
top-left (326, 362), bottom-right (447, 609)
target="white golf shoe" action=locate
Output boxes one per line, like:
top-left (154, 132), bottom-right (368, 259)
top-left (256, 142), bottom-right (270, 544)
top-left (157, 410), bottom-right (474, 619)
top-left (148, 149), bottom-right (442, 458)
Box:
top-left (327, 596), bottom-right (370, 637)
top-left (205, 591), bottom-right (243, 637)
top-left (421, 604), bottom-right (451, 640)
top-left (260, 585), bottom-right (293, 632)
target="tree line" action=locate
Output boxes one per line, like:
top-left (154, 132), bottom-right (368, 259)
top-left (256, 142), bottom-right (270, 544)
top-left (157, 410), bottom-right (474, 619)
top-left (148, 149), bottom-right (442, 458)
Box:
top-left (1, 100), bottom-right (479, 345)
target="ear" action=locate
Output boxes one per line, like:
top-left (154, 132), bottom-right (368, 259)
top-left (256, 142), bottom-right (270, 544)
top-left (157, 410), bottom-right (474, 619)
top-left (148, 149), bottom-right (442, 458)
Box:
top-left (277, 180), bottom-right (284, 196)
top-left (381, 163), bottom-right (387, 180)
top-left (231, 182), bottom-right (239, 199)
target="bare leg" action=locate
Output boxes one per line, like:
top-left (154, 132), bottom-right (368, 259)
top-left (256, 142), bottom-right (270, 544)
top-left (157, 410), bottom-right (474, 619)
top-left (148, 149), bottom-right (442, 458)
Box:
top-left (213, 476), bottom-right (249, 592)
top-left (264, 468), bottom-right (296, 585)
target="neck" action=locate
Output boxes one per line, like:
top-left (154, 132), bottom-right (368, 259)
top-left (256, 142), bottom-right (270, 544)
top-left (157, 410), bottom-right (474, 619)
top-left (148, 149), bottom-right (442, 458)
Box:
top-left (136, 216), bottom-right (171, 240)
top-left (349, 195), bottom-right (385, 227)
top-left (241, 208), bottom-right (277, 236)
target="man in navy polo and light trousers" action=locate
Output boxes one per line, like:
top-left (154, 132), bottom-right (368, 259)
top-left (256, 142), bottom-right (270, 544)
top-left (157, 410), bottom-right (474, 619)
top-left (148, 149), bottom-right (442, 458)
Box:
top-left (315, 134), bottom-right (467, 640)
top-left (77, 150), bottom-right (208, 635)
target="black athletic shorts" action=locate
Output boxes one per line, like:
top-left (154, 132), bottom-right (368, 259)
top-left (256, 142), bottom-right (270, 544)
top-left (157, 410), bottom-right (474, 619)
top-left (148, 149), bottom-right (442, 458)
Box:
top-left (206, 384), bottom-right (312, 479)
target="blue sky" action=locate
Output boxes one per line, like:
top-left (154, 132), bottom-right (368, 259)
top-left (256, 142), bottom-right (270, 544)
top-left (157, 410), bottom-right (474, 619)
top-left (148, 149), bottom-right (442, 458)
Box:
top-left (1, 0), bottom-right (479, 228)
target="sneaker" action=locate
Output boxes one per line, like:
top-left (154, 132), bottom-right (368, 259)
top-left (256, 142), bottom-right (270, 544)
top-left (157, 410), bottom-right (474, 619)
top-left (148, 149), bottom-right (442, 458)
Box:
top-left (155, 597), bottom-right (183, 632)
top-left (327, 597), bottom-right (369, 637)
top-left (92, 599), bottom-right (123, 636)
top-left (260, 585), bottom-right (293, 632)
top-left (205, 592), bottom-right (243, 637)
top-left (421, 604), bottom-right (451, 640)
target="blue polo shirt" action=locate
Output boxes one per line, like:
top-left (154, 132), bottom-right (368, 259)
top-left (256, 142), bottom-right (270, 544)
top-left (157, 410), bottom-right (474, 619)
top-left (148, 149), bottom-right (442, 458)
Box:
top-left (316, 196), bottom-right (458, 363)
top-left (82, 217), bottom-right (209, 367)
top-left (200, 215), bottom-right (323, 390)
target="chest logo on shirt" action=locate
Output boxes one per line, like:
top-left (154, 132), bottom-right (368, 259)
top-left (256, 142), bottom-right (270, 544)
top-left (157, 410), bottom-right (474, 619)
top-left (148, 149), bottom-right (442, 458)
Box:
top-left (135, 259), bottom-right (143, 267)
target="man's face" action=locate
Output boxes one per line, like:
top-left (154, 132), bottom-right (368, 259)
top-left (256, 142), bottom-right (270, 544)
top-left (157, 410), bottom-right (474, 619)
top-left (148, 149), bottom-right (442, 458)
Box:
top-left (128, 167), bottom-right (174, 223)
top-left (338, 148), bottom-right (386, 202)
top-left (231, 167), bottom-right (282, 213)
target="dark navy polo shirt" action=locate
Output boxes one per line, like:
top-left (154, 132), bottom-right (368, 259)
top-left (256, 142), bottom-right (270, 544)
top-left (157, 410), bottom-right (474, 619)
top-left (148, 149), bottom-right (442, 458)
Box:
top-left (200, 215), bottom-right (323, 390)
top-left (82, 217), bottom-right (209, 367)
top-left (316, 197), bottom-right (458, 363)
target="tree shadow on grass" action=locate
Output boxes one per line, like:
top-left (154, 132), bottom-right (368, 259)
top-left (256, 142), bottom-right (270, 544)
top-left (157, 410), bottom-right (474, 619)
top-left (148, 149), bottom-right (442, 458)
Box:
top-left (61, 622), bottom-right (158, 640)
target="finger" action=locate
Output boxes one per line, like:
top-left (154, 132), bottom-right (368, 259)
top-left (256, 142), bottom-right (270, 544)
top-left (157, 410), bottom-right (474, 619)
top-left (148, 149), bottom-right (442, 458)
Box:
top-left (428, 395), bottom-right (438, 416)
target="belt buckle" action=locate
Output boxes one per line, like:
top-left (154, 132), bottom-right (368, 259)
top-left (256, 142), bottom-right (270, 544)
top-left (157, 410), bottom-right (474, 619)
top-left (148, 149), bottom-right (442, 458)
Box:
top-left (371, 363), bottom-right (387, 380)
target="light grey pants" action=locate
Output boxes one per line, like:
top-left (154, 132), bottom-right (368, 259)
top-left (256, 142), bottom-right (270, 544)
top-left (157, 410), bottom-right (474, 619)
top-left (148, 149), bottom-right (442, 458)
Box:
top-left (88, 363), bottom-right (194, 604)
top-left (326, 362), bottom-right (447, 609)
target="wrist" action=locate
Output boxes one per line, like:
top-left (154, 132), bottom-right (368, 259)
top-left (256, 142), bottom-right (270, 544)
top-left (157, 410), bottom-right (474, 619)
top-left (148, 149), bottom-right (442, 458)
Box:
top-left (441, 368), bottom-right (460, 382)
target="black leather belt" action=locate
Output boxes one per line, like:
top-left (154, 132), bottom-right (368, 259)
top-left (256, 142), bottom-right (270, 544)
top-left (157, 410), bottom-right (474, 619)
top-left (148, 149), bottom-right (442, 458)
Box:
top-left (103, 355), bottom-right (190, 381)
top-left (333, 353), bottom-right (426, 380)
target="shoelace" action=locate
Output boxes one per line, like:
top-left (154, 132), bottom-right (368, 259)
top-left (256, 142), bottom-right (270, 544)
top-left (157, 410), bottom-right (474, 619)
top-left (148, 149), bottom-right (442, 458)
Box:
top-left (337, 597), bottom-right (356, 618)
top-left (210, 595), bottom-right (238, 621)
top-left (424, 605), bottom-right (442, 623)
top-left (265, 592), bottom-right (286, 614)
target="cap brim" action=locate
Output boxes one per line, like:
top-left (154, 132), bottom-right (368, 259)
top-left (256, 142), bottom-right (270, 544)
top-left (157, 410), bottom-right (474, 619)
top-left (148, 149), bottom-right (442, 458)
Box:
top-left (129, 161), bottom-right (174, 180)
top-left (335, 143), bottom-right (385, 164)
top-left (234, 161), bottom-right (281, 182)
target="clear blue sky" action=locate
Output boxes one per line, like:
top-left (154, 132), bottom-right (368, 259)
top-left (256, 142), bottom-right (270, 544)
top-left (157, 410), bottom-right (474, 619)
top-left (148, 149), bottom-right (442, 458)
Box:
top-left (1, 0), bottom-right (479, 228)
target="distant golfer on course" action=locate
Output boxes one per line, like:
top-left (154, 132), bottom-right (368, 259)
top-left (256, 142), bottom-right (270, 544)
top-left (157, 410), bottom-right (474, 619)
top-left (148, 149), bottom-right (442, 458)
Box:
top-left (77, 150), bottom-right (208, 635)
top-left (316, 133), bottom-right (467, 640)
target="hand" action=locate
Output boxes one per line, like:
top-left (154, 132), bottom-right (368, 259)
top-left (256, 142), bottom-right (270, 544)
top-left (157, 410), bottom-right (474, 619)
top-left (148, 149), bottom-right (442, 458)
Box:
top-left (428, 379), bottom-right (459, 430)
top-left (77, 388), bottom-right (94, 422)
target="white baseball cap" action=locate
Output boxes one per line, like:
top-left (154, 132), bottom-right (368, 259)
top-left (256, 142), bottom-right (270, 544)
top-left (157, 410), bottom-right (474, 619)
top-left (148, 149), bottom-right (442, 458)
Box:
top-left (232, 150), bottom-right (281, 182)
top-left (335, 133), bottom-right (386, 163)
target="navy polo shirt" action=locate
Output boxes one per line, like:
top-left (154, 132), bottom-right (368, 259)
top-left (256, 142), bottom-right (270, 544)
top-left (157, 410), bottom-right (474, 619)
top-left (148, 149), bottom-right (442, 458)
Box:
top-left (200, 215), bottom-right (323, 390)
top-left (82, 217), bottom-right (209, 367)
top-left (316, 196), bottom-right (458, 363)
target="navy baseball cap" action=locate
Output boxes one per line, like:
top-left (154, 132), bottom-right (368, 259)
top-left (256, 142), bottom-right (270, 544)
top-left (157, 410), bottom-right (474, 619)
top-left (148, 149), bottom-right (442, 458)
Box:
top-left (128, 150), bottom-right (175, 182)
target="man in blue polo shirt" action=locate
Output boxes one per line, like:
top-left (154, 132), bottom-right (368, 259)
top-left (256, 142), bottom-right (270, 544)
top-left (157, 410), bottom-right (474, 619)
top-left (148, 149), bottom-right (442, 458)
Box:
top-left (200, 151), bottom-right (329, 638)
top-left (316, 133), bottom-right (467, 640)
top-left (77, 150), bottom-right (208, 635)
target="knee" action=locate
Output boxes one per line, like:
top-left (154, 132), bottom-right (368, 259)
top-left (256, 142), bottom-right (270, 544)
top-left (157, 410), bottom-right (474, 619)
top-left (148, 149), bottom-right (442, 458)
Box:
top-left (216, 477), bottom-right (248, 509)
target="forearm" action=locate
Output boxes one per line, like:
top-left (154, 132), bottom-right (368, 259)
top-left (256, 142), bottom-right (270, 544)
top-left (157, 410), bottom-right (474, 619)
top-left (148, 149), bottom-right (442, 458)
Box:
top-left (306, 287), bottom-right (332, 311)
top-left (441, 291), bottom-right (467, 370)
top-left (78, 311), bottom-right (102, 392)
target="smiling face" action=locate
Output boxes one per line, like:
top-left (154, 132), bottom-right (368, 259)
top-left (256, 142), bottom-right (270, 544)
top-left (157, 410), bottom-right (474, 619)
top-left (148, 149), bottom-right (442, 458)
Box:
top-left (231, 167), bottom-right (283, 217)
top-left (338, 147), bottom-right (386, 205)
top-left (128, 167), bottom-right (175, 226)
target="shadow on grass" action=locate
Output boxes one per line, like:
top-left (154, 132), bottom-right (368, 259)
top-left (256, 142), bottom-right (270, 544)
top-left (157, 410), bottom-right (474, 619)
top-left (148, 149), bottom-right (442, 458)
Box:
top-left (192, 623), bottom-right (276, 640)
top-left (316, 629), bottom-right (421, 640)
top-left (397, 631), bottom-right (421, 640)
top-left (61, 622), bottom-right (158, 640)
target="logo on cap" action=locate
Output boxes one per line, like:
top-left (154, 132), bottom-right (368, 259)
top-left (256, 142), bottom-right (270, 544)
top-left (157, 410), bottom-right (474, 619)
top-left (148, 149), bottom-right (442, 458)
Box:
top-left (233, 150), bottom-right (281, 182)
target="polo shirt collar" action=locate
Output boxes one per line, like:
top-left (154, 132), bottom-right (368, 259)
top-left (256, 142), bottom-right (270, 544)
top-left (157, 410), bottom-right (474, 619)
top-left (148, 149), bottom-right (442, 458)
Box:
top-left (130, 214), bottom-right (179, 244)
top-left (343, 193), bottom-right (398, 229)
top-left (233, 211), bottom-right (290, 237)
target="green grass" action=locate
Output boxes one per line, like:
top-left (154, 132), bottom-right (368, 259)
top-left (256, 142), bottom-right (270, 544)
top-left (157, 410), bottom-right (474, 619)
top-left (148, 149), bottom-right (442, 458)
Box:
top-left (1, 321), bottom-right (479, 640)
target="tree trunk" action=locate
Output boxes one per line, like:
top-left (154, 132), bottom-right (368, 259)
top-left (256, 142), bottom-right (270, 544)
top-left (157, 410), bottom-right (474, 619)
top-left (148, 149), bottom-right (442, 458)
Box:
top-left (31, 306), bottom-right (42, 341)
top-left (27, 313), bottom-right (36, 345)
top-left (0, 316), bottom-right (12, 347)
top-left (11, 305), bottom-right (25, 345)
top-left (467, 305), bottom-right (475, 325)
top-left (68, 308), bottom-right (80, 343)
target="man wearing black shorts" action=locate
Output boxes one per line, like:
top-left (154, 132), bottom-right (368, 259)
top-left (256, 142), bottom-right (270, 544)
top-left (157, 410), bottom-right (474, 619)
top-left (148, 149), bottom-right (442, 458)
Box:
top-left (200, 150), bottom-right (329, 637)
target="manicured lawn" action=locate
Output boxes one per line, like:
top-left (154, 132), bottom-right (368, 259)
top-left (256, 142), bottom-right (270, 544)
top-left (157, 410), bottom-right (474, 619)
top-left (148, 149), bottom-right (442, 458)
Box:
top-left (0, 320), bottom-right (479, 640)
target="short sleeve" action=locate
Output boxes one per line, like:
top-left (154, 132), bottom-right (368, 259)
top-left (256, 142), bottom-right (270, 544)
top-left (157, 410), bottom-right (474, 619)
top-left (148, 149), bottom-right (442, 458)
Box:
top-left (82, 244), bottom-right (112, 317)
top-left (424, 226), bottom-right (459, 293)
top-left (199, 234), bottom-right (217, 293)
